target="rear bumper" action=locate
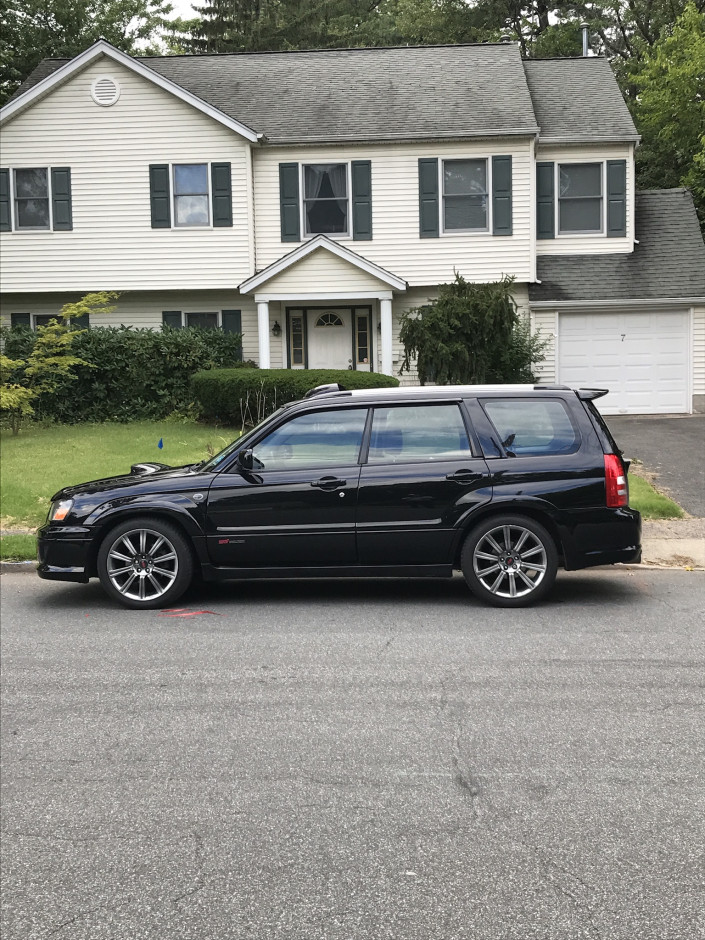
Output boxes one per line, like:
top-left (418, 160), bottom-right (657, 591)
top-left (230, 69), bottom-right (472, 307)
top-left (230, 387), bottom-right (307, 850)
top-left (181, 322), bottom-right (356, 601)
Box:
top-left (36, 524), bottom-right (93, 583)
top-left (559, 508), bottom-right (642, 570)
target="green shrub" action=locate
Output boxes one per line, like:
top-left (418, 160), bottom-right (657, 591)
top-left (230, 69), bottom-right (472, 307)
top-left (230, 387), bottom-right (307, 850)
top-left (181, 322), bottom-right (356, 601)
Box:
top-left (191, 368), bottom-right (399, 426)
top-left (3, 326), bottom-right (247, 424)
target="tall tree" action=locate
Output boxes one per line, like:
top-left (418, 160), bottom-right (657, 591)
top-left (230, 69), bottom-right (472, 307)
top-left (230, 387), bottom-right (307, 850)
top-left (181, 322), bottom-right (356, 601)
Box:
top-left (630, 2), bottom-right (705, 229)
top-left (0, 0), bottom-right (174, 106)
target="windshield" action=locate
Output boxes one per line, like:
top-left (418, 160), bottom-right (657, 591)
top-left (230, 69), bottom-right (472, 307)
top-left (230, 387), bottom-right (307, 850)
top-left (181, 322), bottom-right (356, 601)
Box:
top-left (198, 405), bottom-right (290, 472)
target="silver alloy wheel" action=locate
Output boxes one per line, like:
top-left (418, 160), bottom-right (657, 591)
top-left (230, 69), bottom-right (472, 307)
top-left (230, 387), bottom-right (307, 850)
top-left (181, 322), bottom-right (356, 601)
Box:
top-left (106, 526), bottom-right (179, 602)
top-left (472, 523), bottom-right (548, 599)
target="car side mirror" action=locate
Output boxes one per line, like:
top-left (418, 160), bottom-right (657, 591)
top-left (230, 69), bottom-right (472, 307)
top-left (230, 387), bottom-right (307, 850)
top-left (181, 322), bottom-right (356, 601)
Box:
top-left (238, 448), bottom-right (254, 472)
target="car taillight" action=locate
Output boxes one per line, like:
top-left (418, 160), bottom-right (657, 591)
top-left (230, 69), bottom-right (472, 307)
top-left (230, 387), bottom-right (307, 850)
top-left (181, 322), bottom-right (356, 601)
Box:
top-left (604, 454), bottom-right (628, 507)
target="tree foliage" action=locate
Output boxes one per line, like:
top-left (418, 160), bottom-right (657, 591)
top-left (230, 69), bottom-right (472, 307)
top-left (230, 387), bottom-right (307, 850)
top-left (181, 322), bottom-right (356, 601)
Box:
top-left (629, 3), bottom-right (705, 228)
top-left (0, 0), bottom-right (174, 105)
top-left (399, 274), bottom-right (546, 386)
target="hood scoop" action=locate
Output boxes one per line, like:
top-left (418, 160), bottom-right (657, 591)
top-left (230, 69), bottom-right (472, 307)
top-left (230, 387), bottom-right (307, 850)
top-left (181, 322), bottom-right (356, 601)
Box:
top-left (130, 462), bottom-right (171, 475)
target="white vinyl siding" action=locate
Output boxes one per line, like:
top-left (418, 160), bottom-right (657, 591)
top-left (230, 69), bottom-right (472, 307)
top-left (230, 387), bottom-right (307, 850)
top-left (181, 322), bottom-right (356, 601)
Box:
top-left (536, 143), bottom-right (634, 255)
top-left (529, 309), bottom-right (558, 384)
top-left (0, 57), bottom-right (252, 292)
top-left (694, 306), bottom-right (705, 397)
top-left (259, 248), bottom-right (392, 294)
top-left (254, 139), bottom-right (534, 286)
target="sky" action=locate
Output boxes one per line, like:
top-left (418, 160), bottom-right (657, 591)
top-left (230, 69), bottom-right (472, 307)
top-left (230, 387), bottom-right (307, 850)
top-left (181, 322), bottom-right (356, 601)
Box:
top-left (168, 0), bottom-right (198, 20)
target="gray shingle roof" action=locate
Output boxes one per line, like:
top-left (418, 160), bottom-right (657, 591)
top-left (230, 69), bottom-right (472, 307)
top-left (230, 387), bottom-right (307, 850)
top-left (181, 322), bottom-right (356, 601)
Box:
top-left (8, 44), bottom-right (641, 144)
top-left (523, 57), bottom-right (638, 142)
top-left (141, 44), bottom-right (539, 143)
top-left (529, 190), bottom-right (705, 303)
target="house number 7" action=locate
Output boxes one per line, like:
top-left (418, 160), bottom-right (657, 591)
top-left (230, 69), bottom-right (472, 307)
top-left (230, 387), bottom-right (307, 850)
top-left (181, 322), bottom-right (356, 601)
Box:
top-left (621, 333), bottom-right (626, 342)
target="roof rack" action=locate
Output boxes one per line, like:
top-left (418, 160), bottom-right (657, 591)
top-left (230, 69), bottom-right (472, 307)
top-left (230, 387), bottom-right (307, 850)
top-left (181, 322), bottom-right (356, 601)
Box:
top-left (533, 384), bottom-right (570, 391)
top-left (303, 383), bottom-right (348, 399)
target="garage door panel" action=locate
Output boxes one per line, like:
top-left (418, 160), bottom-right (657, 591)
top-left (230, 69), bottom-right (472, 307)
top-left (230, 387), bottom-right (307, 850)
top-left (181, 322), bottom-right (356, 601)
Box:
top-left (558, 311), bottom-right (690, 415)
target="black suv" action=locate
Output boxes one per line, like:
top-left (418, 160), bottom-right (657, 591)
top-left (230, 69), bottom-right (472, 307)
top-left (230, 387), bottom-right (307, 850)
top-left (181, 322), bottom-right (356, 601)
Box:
top-left (38, 384), bottom-right (641, 609)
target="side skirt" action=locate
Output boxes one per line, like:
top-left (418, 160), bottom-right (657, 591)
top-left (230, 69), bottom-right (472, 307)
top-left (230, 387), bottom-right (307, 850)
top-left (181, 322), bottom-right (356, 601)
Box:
top-left (200, 563), bottom-right (454, 582)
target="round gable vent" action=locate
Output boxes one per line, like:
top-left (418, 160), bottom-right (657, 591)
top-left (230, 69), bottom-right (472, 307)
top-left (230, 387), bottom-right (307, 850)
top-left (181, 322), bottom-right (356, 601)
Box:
top-left (91, 76), bottom-right (120, 107)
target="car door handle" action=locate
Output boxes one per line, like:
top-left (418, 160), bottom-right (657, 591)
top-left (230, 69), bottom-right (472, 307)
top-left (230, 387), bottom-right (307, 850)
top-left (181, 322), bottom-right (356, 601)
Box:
top-left (446, 469), bottom-right (484, 485)
top-left (311, 476), bottom-right (347, 490)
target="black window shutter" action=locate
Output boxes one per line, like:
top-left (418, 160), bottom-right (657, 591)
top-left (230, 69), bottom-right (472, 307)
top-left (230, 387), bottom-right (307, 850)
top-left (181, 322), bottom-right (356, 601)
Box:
top-left (149, 165), bottom-right (171, 229)
top-left (536, 162), bottom-right (555, 240)
top-left (351, 160), bottom-right (372, 240)
top-left (11, 313), bottom-right (31, 328)
top-left (279, 163), bottom-right (300, 242)
top-left (162, 311), bottom-right (182, 329)
top-left (606, 160), bottom-right (627, 238)
top-left (492, 155), bottom-right (512, 235)
top-left (418, 158), bottom-right (439, 238)
top-left (211, 162), bottom-right (233, 227)
top-left (0, 169), bottom-right (11, 231)
top-left (222, 309), bottom-right (243, 360)
top-left (51, 167), bottom-right (73, 231)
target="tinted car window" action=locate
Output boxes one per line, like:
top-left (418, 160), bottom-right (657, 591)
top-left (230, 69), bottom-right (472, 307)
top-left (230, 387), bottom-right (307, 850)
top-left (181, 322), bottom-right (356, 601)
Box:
top-left (252, 408), bottom-right (368, 471)
top-left (368, 404), bottom-right (471, 463)
top-left (482, 399), bottom-right (578, 456)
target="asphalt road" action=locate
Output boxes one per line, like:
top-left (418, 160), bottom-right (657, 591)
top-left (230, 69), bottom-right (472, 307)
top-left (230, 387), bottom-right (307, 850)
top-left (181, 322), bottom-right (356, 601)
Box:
top-left (2, 569), bottom-right (704, 940)
top-left (606, 414), bottom-right (705, 517)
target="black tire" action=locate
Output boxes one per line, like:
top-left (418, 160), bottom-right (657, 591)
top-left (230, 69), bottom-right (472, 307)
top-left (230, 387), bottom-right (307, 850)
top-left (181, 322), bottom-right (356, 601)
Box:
top-left (461, 514), bottom-right (558, 608)
top-left (97, 516), bottom-right (194, 610)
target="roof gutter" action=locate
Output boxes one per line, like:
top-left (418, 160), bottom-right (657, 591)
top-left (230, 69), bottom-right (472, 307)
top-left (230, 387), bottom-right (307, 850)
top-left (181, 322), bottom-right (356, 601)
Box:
top-left (529, 297), bottom-right (705, 309)
top-left (537, 134), bottom-right (641, 145)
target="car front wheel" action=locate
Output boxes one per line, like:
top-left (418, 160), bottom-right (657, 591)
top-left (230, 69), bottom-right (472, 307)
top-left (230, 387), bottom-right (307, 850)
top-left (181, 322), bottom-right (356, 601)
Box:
top-left (461, 514), bottom-right (558, 608)
top-left (97, 517), bottom-right (193, 609)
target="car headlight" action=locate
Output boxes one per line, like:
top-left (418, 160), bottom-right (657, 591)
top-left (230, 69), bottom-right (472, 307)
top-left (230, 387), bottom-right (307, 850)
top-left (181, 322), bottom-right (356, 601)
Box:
top-left (49, 499), bottom-right (73, 522)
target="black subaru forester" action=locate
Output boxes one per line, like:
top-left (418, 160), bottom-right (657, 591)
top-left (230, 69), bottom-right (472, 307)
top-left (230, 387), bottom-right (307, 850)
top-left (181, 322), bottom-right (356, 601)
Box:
top-left (38, 384), bottom-right (641, 609)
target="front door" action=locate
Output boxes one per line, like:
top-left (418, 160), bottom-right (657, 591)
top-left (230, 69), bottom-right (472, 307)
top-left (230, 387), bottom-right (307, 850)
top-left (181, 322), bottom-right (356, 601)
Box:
top-left (307, 308), bottom-right (352, 369)
top-left (205, 407), bottom-right (368, 568)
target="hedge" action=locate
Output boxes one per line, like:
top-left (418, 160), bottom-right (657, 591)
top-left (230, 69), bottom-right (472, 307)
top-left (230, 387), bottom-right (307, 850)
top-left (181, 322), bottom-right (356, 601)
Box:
top-left (191, 368), bottom-right (400, 426)
top-left (3, 325), bottom-right (251, 423)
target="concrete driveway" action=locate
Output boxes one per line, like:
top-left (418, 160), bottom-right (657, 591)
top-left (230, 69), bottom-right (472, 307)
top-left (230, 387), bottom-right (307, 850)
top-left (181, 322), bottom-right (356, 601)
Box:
top-left (606, 414), bottom-right (705, 517)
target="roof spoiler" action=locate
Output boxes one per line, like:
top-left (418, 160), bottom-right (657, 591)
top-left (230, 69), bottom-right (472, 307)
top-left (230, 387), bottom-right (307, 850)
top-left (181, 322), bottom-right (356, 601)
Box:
top-left (577, 388), bottom-right (609, 401)
top-left (303, 383), bottom-right (348, 399)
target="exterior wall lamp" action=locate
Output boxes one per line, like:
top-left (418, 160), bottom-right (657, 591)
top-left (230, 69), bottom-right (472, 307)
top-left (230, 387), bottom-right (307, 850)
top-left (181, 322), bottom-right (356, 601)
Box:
top-left (271, 320), bottom-right (282, 337)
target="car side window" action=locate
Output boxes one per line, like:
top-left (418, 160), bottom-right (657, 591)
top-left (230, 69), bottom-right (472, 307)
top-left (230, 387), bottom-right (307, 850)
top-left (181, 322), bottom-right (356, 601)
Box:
top-left (481, 398), bottom-right (579, 456)
top-left (251, 408), bottom-right (368, 471)
top-left (368, 404), bottom-right (471, 463)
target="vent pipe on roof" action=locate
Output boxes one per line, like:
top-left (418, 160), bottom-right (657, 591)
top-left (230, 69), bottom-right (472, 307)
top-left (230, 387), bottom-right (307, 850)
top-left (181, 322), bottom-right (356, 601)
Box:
top-left (581, 23), bottom-right (590, 56)
top-left (500, 34), bottom-right (512, 43)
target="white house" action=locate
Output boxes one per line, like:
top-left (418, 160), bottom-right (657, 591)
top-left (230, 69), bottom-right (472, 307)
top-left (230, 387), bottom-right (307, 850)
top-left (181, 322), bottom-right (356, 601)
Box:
top-left (1, 40), bottom-right (704, 414)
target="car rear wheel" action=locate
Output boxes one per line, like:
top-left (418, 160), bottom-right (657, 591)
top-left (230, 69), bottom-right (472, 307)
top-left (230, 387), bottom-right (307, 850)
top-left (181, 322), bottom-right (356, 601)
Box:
top-left (461, 514), bottom-right (557, 608)
top-left (97, 517), bottom-right (193, 609)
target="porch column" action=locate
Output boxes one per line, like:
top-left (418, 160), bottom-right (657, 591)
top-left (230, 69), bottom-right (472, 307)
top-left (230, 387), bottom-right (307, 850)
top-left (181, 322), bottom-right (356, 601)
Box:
top-left (380, 296), bottom-right (393, 377)
top-left (257, 299), bottom-right (271, 369)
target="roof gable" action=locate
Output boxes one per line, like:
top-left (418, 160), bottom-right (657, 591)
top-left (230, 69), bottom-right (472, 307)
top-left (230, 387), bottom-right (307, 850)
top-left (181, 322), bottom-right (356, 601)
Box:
top-left (240, 236), bottom-right (407, 293)
top-left (0, 40), bottom-right (260, 142)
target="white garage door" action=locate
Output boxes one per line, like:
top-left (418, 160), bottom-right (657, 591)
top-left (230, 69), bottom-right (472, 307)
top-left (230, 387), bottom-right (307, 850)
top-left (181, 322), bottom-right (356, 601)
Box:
top-left (558, 311), bottom-right (690, 415)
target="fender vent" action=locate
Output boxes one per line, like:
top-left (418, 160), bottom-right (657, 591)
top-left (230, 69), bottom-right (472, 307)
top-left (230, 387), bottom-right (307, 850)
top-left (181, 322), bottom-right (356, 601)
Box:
top-left (91, 76), bottom-right (120, 107)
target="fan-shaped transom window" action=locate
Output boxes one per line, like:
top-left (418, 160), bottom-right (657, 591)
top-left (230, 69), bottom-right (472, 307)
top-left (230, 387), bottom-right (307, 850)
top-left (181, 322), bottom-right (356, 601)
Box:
top-left (315, 313), bottom-right (344, 327)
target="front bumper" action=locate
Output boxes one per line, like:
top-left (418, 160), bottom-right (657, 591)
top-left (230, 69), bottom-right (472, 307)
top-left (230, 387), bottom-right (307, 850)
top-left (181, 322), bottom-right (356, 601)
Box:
top-left (36, 524), bottom-right (93, 583)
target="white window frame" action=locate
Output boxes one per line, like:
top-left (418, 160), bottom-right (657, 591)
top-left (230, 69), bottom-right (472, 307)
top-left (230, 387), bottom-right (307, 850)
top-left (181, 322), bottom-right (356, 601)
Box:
top-left (441, 157), bottom-right (490, 235)
top-left (556, 161), bottom-right (605, 237)
top-left (9, 167), bottom-right (53, 232)
top-left (171, 162), bottom-right (213, 229)
top-left (301, 162), bottom-right (351, 239)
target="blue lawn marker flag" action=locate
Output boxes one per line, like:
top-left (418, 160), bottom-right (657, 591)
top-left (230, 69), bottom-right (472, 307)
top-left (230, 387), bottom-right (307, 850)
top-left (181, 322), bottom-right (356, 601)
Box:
top-left (158, 438), bottom-right (163, 449)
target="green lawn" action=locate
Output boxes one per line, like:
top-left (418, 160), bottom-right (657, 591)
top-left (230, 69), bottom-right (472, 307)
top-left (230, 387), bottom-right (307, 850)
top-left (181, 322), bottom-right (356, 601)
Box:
top-left (0, 421), bottom-right (239, 529)
top-left (0, 423), bottom-right (686, 562)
